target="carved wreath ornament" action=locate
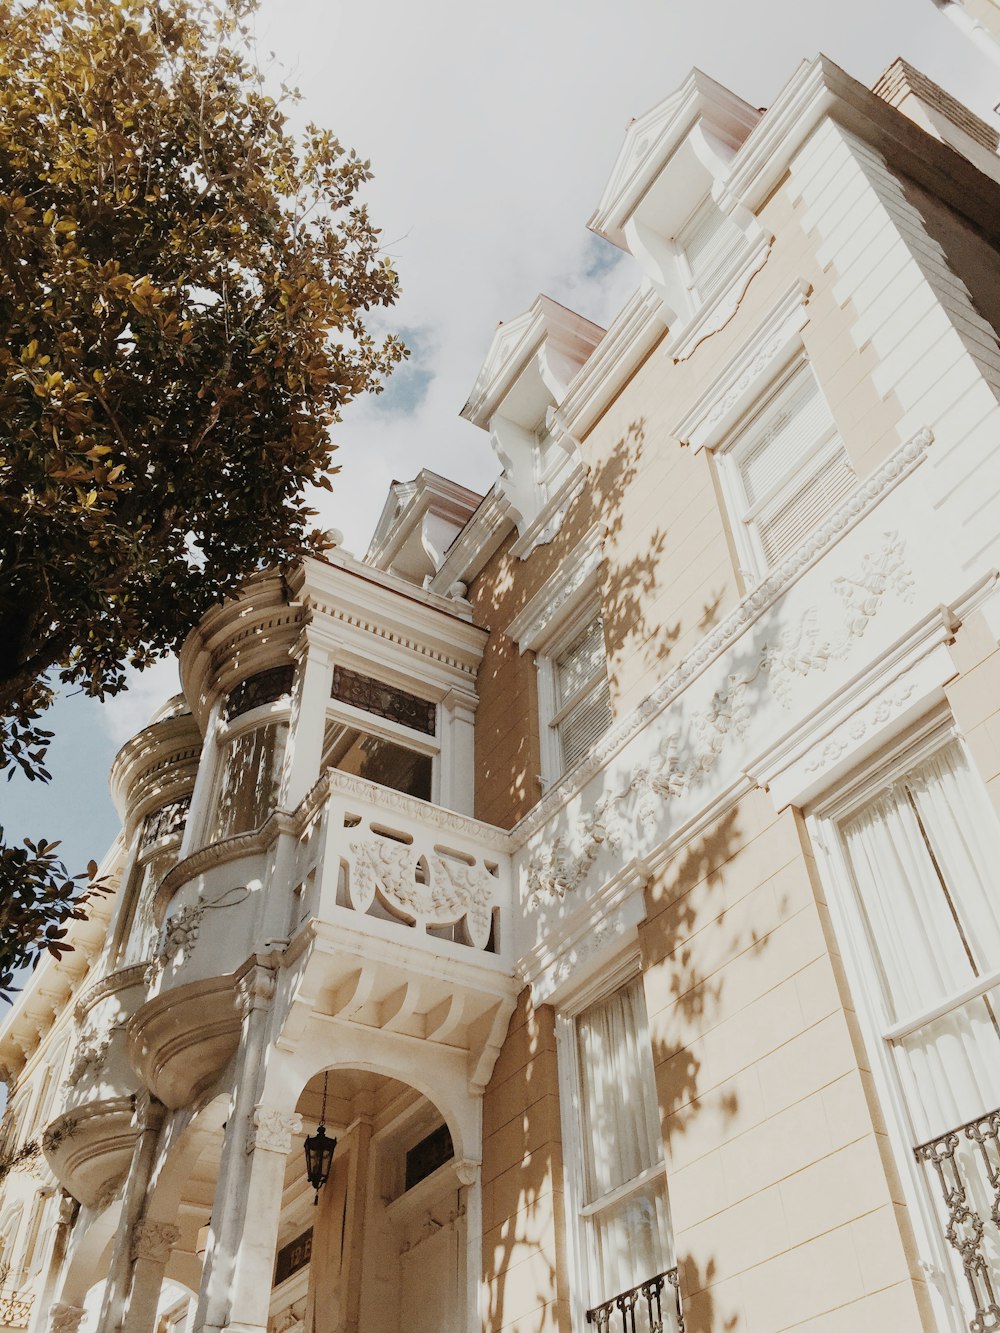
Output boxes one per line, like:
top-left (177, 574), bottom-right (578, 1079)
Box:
top-left (348, 839), bottom-right (496, 947)
top-left (527, 532), bottom-right (915, 905)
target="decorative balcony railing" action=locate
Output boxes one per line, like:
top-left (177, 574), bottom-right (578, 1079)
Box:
top-left (309, 768), bottom-right (513, 956)
top-left (915, 1107), bottom-right (1000, 1332)
top-left (0, 1287), bottom-right (34, 1329)
top-left (586, 1269), bottom-right (684, 1333)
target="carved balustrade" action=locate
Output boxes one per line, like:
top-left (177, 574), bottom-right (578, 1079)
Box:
top-left (308, 768), bottom-right (513, 958)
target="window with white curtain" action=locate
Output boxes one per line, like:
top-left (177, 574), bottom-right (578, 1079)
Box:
top-left (566, 976), bottom-right (673, 1315)
top-left (827, 731), bottom-right (1000, 1327)
top-left (720, 361), bottom-right (855, 577)
top-left (549, 612), bottom-right (613, 777)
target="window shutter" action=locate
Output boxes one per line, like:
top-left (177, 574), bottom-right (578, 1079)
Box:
top-left (559, 677), bottom-right (613, 771)
top-left (756, 443), bottom-right (857, 568)
top-left (554, 614), bottom-right (612, 772)
top-left (556, 616), bottom-right (607, 706)
top-left (738, 371), bottom-right (832, 509)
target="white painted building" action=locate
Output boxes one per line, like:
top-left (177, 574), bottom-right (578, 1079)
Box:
top-left (3, 52), bottom-right (1000, 1333)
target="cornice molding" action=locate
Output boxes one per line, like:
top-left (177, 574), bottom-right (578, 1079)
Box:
top-left (74, 964), bottom-right (149, 1024)
top-left (674, 279), bottom-right (813, 449)
top-left (429, 486), bottom-right (515, 595)
top-left (505, 526), bottom-right (604, 651)
top-left (559, 285), bottom-right (666, 442)
top-left (507, 464), bottom-right (588, 562)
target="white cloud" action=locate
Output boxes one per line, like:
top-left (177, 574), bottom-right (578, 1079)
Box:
top-left (96, 656), bottom-right (182, 747)
top-left (251, 0), bottom-right (998, 552)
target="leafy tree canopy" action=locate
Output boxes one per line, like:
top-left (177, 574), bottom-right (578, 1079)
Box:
top-left (0, 0), bottom-right (405, 996)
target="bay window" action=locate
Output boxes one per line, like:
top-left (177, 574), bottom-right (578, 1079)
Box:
top-left (324, 665), bottom-right (437, 803)
top-left (202, 665), bottom-right (293, 846)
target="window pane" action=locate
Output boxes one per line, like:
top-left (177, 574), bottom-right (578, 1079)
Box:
top-left (576, 978), bottom-right (671, 1306)
top-left (577, 978), bottom-right (664, 1203)
top-left (331, 666), bottom-right (436, 736)
top-left (208, 721), bottom-right (287, 843)
top-left (324, 722), bottom-right (432, 801)
top-left (590, 1181), bottom-right (673, 1310)
top-left (556, 616), bottom-right (607, 706)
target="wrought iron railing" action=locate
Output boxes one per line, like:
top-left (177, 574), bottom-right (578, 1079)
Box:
top-left (0, 1287), bottom-right (34, 1329)
top-left (915, 1106), bottom-right (1000, 1332)
top-left (586, 1268), bottom-right (684, 1333)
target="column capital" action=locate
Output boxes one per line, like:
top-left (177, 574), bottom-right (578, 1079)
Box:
top-left (440, 685), bottom-right (479, 714)
top-left (246, 1105), bottom-right (302, 1157)
top-left (130, 1219), bottom-right (181, 1266)
top-left (48, 1303), bottom-right (86, 1333)
top-left (454, 1158), bottom-right (481, 1187)
top-left (236, 965), bottom-right (276, 1018)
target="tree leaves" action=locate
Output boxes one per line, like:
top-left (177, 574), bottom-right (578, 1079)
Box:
top-left (0, 0), bottom-right (405, 995)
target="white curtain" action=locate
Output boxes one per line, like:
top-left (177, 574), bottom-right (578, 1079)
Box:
top-left (576, 978), bottom-right (671, 1306)
top-left (841, 739), bottom-right (1000, 1141)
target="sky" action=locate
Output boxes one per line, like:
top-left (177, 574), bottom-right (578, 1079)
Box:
top-left (3, 0), bottom-right (998, 879)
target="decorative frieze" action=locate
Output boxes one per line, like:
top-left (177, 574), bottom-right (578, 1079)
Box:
top-left (348, 837), bottom-right (497, 947)
top-left (525, 530), bottom-right (917, 903)
top-left (515, 429), bottom-right (932, 849)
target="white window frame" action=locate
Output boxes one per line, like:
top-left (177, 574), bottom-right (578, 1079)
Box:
top-left (715, 356), bottom-right (852, 581)
top-left (555, 954), bottom-right (673, 1333)
top-left (323, 684), bottom-right (441, 806)
top-left (536, 602), bottom-right (611, 788)
top-left (808, 712), bottom-right (997, 1333)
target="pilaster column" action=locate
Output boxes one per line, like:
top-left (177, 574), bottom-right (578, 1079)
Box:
top-left (27, 1193), bottom-right (77, 1333)
top-left (121, 1220), bottom-right (181, 1333)
top-left (225, 1107), bottom-right (302, 1333)
top-left (97, 1093), bottom-right (167, 1333)
top-left (455, 1158), bottom-right (484, 1332)
top-left (437, 686), bottom-right (478, 815)
top-left (46, 1304), bottom-right (85, 1333)
top-left (280, 629), bottom-right (337, 810)
top-left (193, 968), bottom-right (282, 1333)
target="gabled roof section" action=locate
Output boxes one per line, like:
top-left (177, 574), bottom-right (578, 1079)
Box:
top-left (589, 68), bottom-right (762, 250)
top-left (461, 295), bottom-right (605, 431)
top-left (365, 469), bottom-right (483, 587)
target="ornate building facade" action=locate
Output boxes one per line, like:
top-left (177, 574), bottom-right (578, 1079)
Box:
top-left (3, 51), bottom-right (1000, 1333)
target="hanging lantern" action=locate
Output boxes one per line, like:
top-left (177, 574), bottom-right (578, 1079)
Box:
top-left (303, 1072), bottom-right (336, 1205)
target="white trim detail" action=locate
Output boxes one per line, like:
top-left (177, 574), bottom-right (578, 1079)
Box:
top-left (517, 860), bottom-right (648, 1008)
top-left (675, 280), bottom-right (813, 451)
top-left (505, 526), bottom-right (604, 652)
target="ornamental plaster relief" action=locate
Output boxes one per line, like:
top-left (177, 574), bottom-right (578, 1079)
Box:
top-left (517, 430), bottom-right (971, 954)
top-left (129, 1219), bottom-right (180, 1266)
top-left (513, 429), bottom-right (933, 852)
top-left (525, 529), bottom-right (916, 907)
top-left (246, 1107), bottom-right (302, 1156)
